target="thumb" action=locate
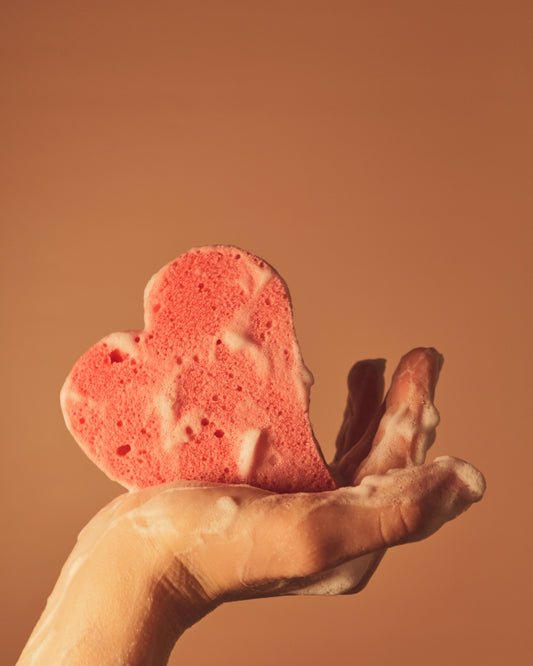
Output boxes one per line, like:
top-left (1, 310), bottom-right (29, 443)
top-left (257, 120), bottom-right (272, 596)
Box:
top-left (237, 456), bottom-right (485, 590)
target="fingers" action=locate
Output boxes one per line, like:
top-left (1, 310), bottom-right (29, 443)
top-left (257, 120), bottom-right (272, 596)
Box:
top-left (281, 348), bottom-right (442, 594)
top-left (333, 358), bottom-right (386, 464)
top-left (242, 456), bottom-right (485, 591)
top-left (351, 347), bottom-right (443, 485)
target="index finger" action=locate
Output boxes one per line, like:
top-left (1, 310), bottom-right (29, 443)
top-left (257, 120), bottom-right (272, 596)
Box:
top-left (351, 347), bottom-right (443, 485)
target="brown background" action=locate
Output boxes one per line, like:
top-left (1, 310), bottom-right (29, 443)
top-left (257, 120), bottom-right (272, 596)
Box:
top-left (1, 2), bottom-right (531, 664)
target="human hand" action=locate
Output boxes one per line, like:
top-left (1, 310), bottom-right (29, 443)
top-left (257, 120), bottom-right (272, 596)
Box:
top-left (18, 348), bottom-right (485, 665)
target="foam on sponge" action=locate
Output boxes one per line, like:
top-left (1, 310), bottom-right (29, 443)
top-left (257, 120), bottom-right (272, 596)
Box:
top-left (61, 246), bottom-right (336, 493)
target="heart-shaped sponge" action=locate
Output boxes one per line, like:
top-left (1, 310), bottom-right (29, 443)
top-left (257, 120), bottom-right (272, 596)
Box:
top-left (61, 246), bottom-right (336, 493)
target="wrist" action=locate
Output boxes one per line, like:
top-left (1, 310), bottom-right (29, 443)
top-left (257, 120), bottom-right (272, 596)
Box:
top-left (18, 500), bottom-right (213, 666)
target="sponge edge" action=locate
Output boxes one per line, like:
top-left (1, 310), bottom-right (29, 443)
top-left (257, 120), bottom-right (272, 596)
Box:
top-left (61, 245), bottom-right (336, 493)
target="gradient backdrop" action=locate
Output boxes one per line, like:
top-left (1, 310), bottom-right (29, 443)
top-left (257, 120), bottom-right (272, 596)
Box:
top-left (2, 2), bottom-right (531, 665)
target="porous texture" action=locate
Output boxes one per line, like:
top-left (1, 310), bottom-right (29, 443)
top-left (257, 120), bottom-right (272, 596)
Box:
top-left (61, 246), bottom-right (336, 493)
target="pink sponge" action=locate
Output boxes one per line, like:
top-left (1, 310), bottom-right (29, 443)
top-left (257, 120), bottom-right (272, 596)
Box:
top-left (61, 246), bottom-right (336, 493)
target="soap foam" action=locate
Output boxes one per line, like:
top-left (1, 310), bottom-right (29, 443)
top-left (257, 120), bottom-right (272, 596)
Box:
top-left (238, 429), bottom-right (261, 478)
